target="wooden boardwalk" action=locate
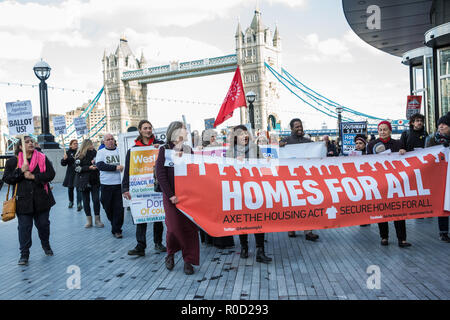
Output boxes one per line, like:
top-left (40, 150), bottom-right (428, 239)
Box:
top-left (0, 184), bottom-right (448, 300)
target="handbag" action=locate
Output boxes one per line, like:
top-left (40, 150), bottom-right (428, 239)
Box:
top-left (2, 183), bottom-right (17, 222)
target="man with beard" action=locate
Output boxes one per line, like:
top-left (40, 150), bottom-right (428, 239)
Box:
top-left (280, 118), bottom-right (319, 241)
top-left (399, 113), bottom-right (428, 155)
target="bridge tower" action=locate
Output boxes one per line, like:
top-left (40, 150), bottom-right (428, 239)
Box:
top-left (102, 36), bottom-right (148, 134)
top-left (236, 8), bottom-right (282, 130)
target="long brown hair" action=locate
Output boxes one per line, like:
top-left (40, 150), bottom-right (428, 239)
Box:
top-left (75, 139), bottom-right (93, 160)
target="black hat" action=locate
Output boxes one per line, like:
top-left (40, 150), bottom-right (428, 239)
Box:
top-left (437, 112), bottom-right (450, 127)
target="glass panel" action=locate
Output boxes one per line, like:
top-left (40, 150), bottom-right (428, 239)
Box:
top-left (439, 48), bottom-right (450, 118)
top-left (424, 55), bottom-right (435, 133)
top-left (413, 65), bottom-right (424, 92)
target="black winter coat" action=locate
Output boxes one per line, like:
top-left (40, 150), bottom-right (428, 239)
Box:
top-left (367, 138), bottom-right (401, 155)
top-left (75, 149), bottom-right (100, 190)
top-left (2, 155), bottom-right (56, 215)
top-left (399, 128), bottom-right (428, 151)
top-left (61, 148), bottom-right (77, 188)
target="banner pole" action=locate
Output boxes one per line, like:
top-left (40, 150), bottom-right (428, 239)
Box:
top-left (61, 134), bottom-right (67, 156)
top-left (20, 135), bottom-right (27, 165)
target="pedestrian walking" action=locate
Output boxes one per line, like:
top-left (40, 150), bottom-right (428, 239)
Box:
top-left (426, 112), bottom-right (450, 242)
top-left (75, 139), bottom-right (104, 228)
top-left (123, 120), bottom-right (167, 256)
top-left (279, 118), bottom-right (320, 241)
top-left (367, 120), bottom-right (411, 248)
top-left (226, 125), bottom-right (272, 263)
top-left (96, 133), bottom-right (124, 238)
top-left (2, 136), bottom-right (56, 265)
top-left (156, 121), bottom-right (200, 274)
top-left (61, 139), bottom-right (83, 211)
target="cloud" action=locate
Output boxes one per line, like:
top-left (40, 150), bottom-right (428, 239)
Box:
top-left (108, 28), bottom-right (224, 64)
top-left (0, 32), bottom-right (43, 60)
top-left (267, 0), bottom-right (307, 8)
top-left (301, 33), bottom-right (353, 63)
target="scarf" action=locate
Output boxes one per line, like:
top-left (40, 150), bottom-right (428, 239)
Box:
top-left (379, 137), bottom-right (391, 144)
top-left (135, 136), bottom-right (155, 146)
top-left (18, 150), bottom-right (49, 193)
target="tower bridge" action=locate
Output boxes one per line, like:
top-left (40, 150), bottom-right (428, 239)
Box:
top-left (103, 8), bottom-right (282, 134)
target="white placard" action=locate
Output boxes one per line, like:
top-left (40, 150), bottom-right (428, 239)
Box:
top-left (6, 100), bottom-right (34, 135)
top-left (52, 115), bottom-right (67, 135)
top-left (118, 127), bottom-right (168, 208)
top-left (279, 142), bottom-right (327, 159)
top-left (74, 117), bottom-right (87, 136)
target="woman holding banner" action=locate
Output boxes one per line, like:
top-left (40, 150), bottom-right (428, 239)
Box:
top-left (61, 139), bottom-right (82, 211)
top-left (122, 120), bottom-right (167, 256)
top-left (156, 121), bottom-right (199, 275)
top-left (352, 134), bottom-right (369, 227)
top-left (75, 139), bottom-right (104, 228)
top-left (226, 125), bottom-right (272, 263)
top-left (367, 121), bottom-right (411, 248)
top-left (2, 136), bottom-right (56, 265)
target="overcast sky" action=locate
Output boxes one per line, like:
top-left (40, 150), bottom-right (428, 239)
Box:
top-left (0, 0), bottom-right (410, 132)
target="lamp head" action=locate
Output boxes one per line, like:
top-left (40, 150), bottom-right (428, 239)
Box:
top-left (33, 59), bottom-right (51, 81)
top-left (246, 91), bottom-right (256, 104)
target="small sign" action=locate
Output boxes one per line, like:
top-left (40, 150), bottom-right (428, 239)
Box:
top-left (52, 115), bottom-right (67, 135)
top-left (204, 118), bottom-right (215, 130)
top-left (74, 117), bottom-right (88, 136)
top-left (340, 121), bottom-right (368, 155)
top-left (406, 95), bottom-right (422, 120)
top-left (6, 100), bottom-right (34, 135)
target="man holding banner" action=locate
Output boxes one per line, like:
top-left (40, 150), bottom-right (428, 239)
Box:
top-left (279, 118), bottom-right (320, 241)
top-left (122, 120), bottom-right (167, 256)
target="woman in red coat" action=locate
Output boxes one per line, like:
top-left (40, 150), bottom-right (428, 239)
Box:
top-left (155, 121), bottom-right (199, 275)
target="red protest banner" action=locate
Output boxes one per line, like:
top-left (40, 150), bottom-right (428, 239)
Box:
top-left (174, 146), bottom-right (450, 237)
top-left (406, 95), bottom-right (422, 120)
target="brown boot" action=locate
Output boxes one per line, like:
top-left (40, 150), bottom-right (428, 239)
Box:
top-left (85, 216), bottom-right (93, 228)
top-left (94, 215), bottom-right (104, 228)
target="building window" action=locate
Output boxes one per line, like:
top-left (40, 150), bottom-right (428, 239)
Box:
top-left (438, 47), bottom-right (450, 118)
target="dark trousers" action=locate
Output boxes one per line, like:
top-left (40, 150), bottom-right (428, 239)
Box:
top-left (81, 184), bottom-right (100, 217)
top-left (438, 216), bottom-right (449, 234)
top-left (68, 187), bottom-right (82, 204)
top-left (17, 210), bottom-right (50, 256)
top-left (239, 233), bottom-right (265, 248)
top-left (136, 222), bottom-right (164, 250)
top-left (100, 184), bottom-right (124, 234)
top-left (378, 220), bottom-right (406, 241)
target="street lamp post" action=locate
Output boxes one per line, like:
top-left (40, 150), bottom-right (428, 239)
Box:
top-left (336, 106), bottom-right (343, 155)
top-left (246, 91), bottom-right (256, 130)
top-left (33, 60), bottom-right (59, 149)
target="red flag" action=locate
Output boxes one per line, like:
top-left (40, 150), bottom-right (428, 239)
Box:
top-left (213, 67), bottom-right (247, 128)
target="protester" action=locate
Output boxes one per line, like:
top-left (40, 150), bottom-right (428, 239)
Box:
top-left (367, 120), bottom-right (411, 247)
top-left (354, 134), bottom-right (367, 155)
top-left (156, 121), bottom-right (200, 275)
top-left (122, 120), bottom-right (167, 256)
top-left (202, 129), bottom-right (221, 147)
top-left (226, 125), bottom-right (272, 263)
top-left (399, 113), bottom-right (428, 154)
top-left (352, 134), bottom-right (369, 227)
top-left (61, 139), bottom-right (83, 211)
top-left (2, 136), bottom-right (56, 265)
top-left (75, 139), bottom-right (104, 228)
top-left (426, 111), bottom-right (450, 242)
top-left (98, 138), bottom-right (105, 150)
top-left (96, 133), bottom-right (124, 238)
top-left (279, 118), bottom-right (320, 241)
top-left (323, 135), bottom-right (338, 156)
